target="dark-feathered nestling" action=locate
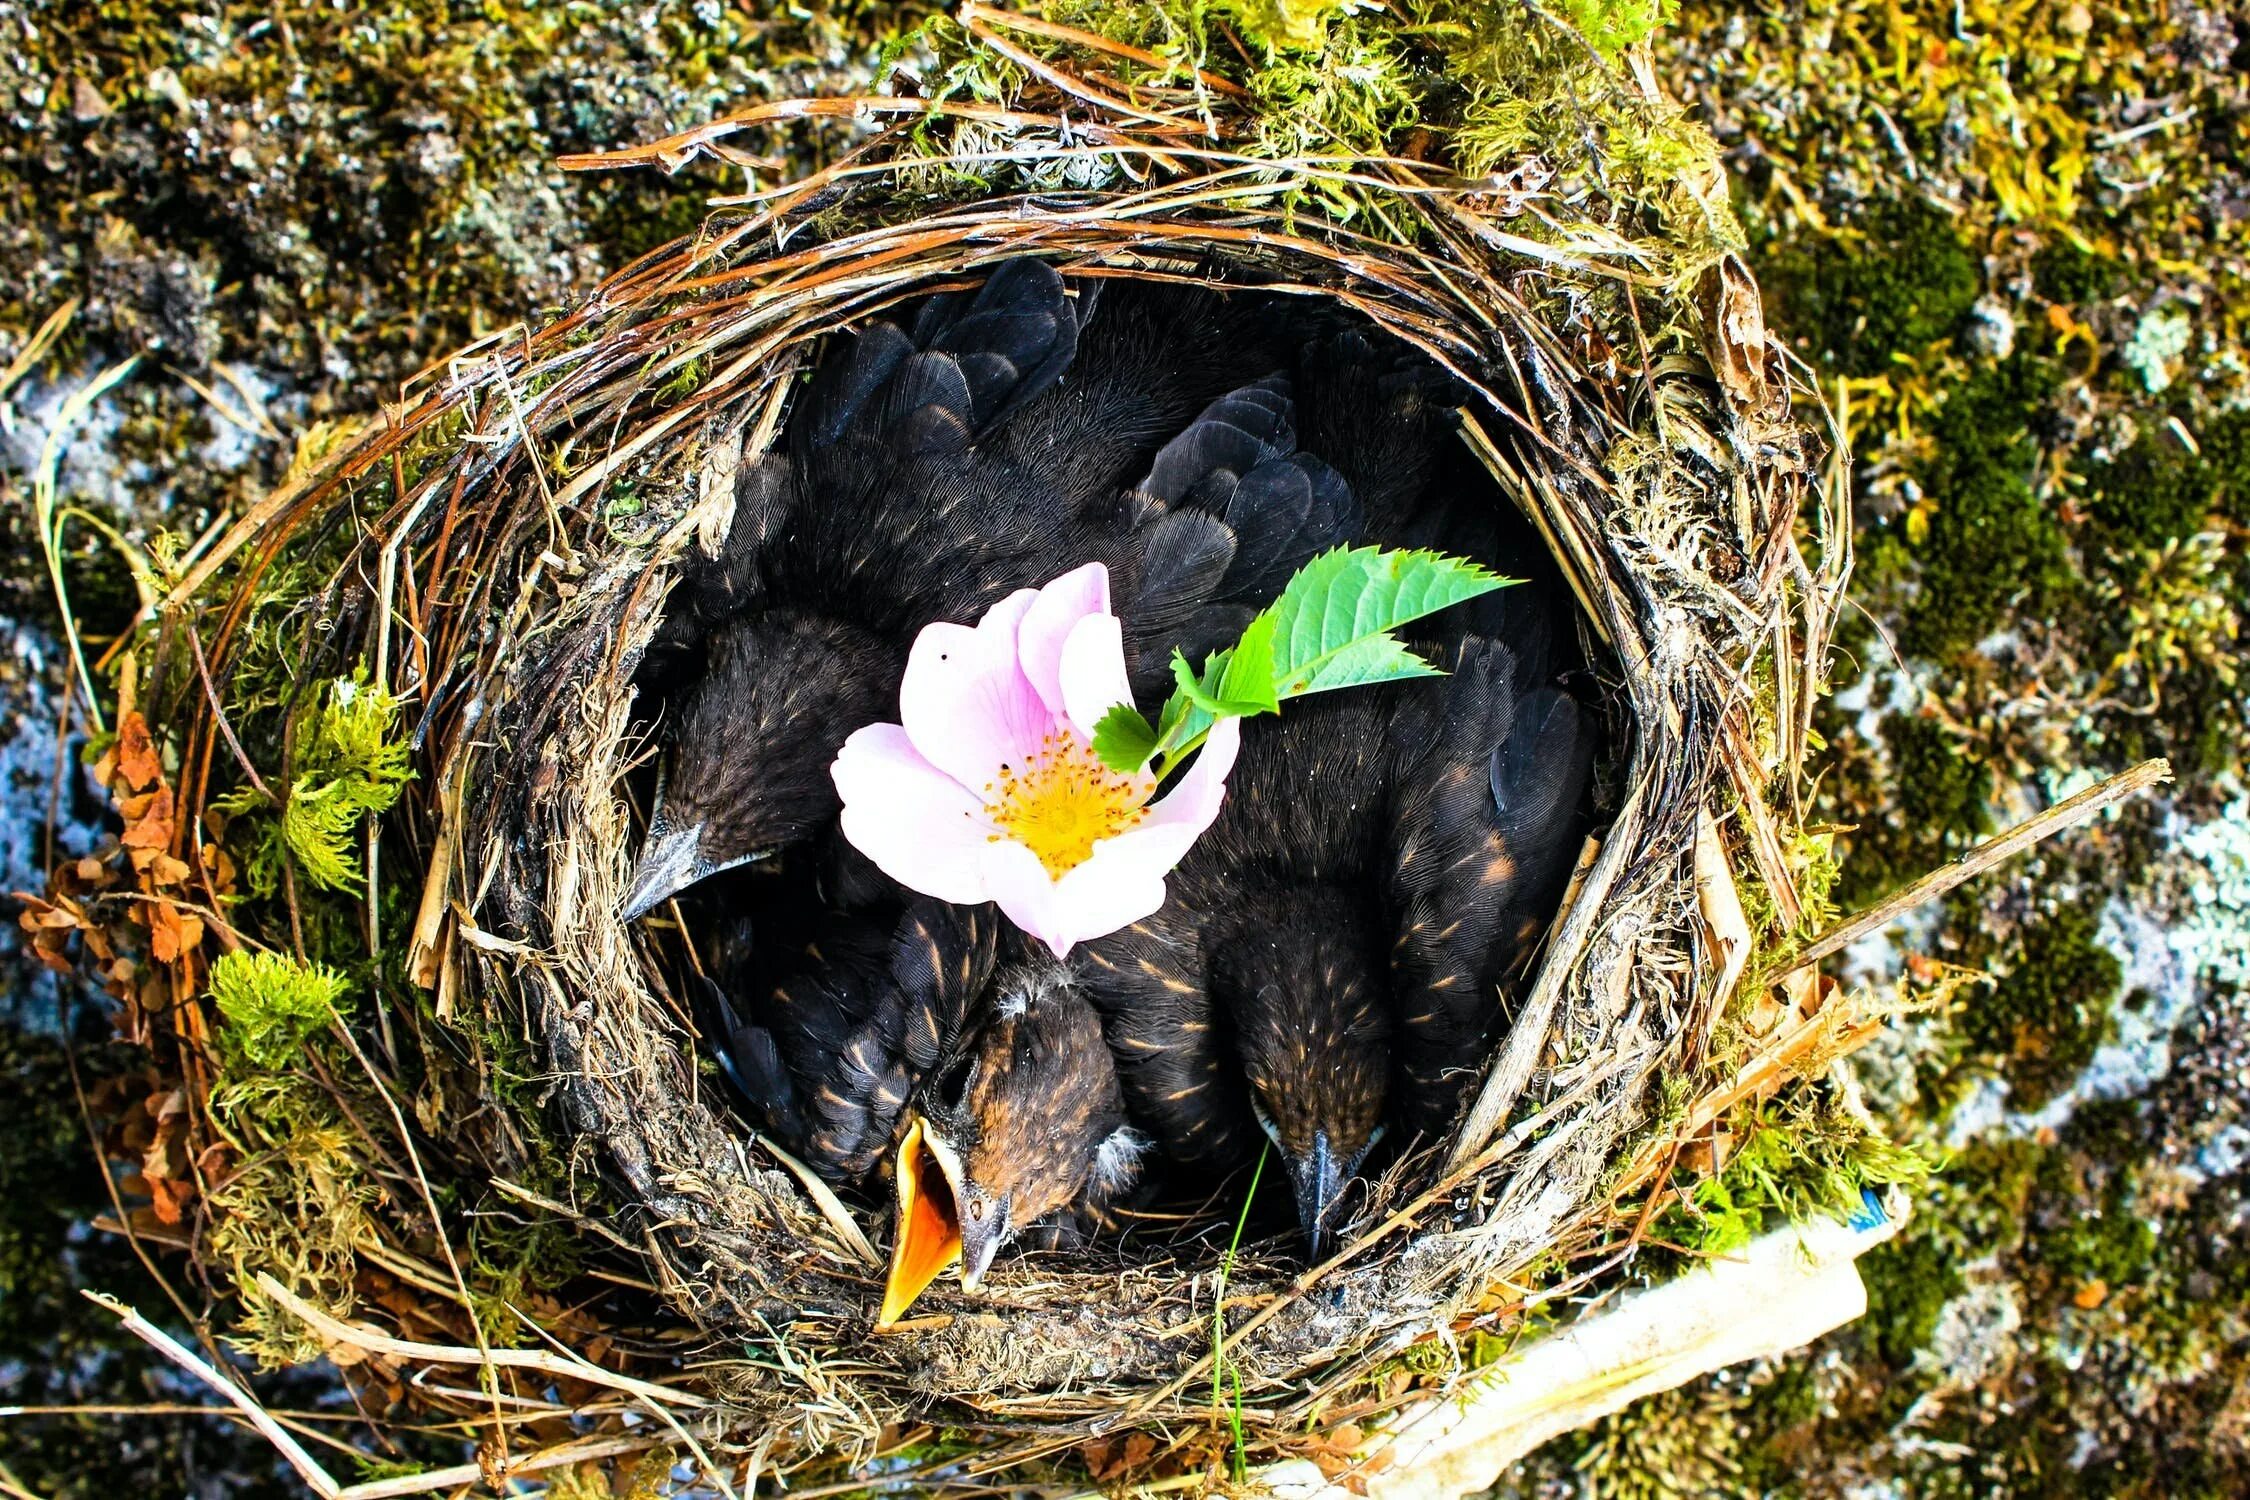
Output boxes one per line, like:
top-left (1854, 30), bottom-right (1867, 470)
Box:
top-left (697, 906), bottom-right (1142, 1325)
top-left (882, 964), bottom-right (1146, 1324)
top-left (1078, 622), bottom-right (1593, 1257)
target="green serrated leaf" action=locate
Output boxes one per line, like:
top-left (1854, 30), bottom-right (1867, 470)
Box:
top-left (1217, 610), bottom-right (1282, 714)
top-left (1267, 546), bottom-right (1510, 689)
top-left (1091, 702), bottom-right (1159, 773)
top-left (1281, 634), bottom-right (1447, 695)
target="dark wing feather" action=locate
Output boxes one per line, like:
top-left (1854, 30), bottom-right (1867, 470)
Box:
top-left (1384, 638), bottom-right (1521, 1138)
top-left (1113, 374), bottom-right (1363, 691)
top-left (748, 899), bottom-right (999, 1184)
top-left (923, 258), bottom-right (1080, 434)
top-left (1483, 686), bottom-right (1593, 956)
top-left (1138, 372), bottom-right (1295, 508)
top-left (1120, 508), bottom-right (1239, 699)
top-left (1294, 325), bottom-right (1460, 538)
top-left (1214, 451), bottom-right (1363, 601)
top-left (880, 351), bottom-right (979, 457)
top-left (803, 322), bottom-right (916, 448)
top-left (693, 975), bottom-right (805, 1144)
top-left (887, 899), bottom-right (999, 1076)
top-left (980, 283), bottom-right (1292, 503)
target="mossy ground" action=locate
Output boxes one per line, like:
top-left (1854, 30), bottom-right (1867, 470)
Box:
top-left (3, 0), bottom-right (2248, 1493)
top-left (1505, 0), bottom-right (2250, 1494)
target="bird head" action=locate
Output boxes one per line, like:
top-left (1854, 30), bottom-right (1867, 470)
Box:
top-left (879, 966), bottom-right (1144, 1326)
top-left (622, 612), bottom-right (893, 919)
top-left (1219, 923), bottom-right (1392, 1260)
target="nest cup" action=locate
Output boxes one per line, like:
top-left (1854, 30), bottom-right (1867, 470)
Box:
top-left (145, 12), bottom-right (1836, 1472)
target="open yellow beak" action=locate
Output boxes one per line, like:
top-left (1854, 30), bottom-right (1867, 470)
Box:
top-left (878, 1117), bottom-right (962, 1327)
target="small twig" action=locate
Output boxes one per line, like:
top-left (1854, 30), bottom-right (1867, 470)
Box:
top-left (1778, 758), bottom-right (2171, 978)
top-left (188, 623), bottom-right (278, 805)
top-left (505, 1301), bottom-right (737, 1500)
top-left (337, 1435), bottom-right (658, 1500)
top-left (753, 1134), bottom-right (881, 1268)
top-left (323, 1020), bottom-right (511, 1465)
top-left (83, 1290), bottom-right (342, 1499)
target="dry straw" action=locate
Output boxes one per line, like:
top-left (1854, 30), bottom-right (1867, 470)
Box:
top-left (70, 2), bottom-right (2161, 1487)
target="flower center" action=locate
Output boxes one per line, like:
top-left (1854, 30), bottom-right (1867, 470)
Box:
top-left (986, 731), bottom-right (1149, 878)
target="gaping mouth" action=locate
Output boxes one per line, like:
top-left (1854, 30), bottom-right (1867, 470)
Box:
top-left (877, 1117), bottom-right (965, 1327)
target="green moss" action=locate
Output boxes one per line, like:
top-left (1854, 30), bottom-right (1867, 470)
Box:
top-left (1859, 1229), bottom-right (1967, 1369)
top-left (905, 0), bottom-right (1725, 265)
top-left (1553, 0), bottom-right (1678, 57)
top-left (2030, 240), bottom-right (2124, 306)
top-left (2086, 407), bottom-right (2250, 548)
top-left (1964, 903), bottom-right (2121, 1111)
top-left (1900, 354), bottom-right (2071, 659)
top-left (1766, 197), bottom-right (1981, 377)
top-left (214, 669), bottom-right (414, 899)
top-left (1658, 1090), bottom-right (1937, 1257)
top-left (209, 951), bottom-right (349, 1074)
top-left (1836, 714), bottom-right (1993, 907)
top-left (2084, 434), bottom-right (2216, 546)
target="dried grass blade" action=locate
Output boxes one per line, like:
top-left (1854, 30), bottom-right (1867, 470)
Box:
top-left (251, 1273), bottom-right (712, 1408)
top-left (84, 1289), bottom-right (342, 1499)
top-left (1779, 757), bottom-right (2171, 978)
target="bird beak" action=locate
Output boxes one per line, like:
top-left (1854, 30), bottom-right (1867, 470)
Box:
top-left (621, 814), bottom-right (706, 921)
top-left (1287, 1131), bottom-right (1347, 1262)
top-left (619, 810), bottom-right (773, 920)
top-left (878, 1116), bottom-right (966, 1327)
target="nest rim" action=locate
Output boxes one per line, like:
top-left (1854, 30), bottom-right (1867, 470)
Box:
top-left (444, 222), bottom-right (1817, 1425)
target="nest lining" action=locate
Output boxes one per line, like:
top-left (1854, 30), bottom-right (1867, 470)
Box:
top-left (141, 37), bottom-right (1833, 1470)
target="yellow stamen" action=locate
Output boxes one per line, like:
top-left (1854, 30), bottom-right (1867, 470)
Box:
top-left (986, 731), bottom-right (1148, 878)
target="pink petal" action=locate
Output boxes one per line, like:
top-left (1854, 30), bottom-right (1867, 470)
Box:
top-left (1058, 611), bottom-right (1135, 743)
top-left (1048, 850), bottom-right (1171, 954)
top-left (981, 837), bottom-right (1168, 960)
top-left (1086, 716), bottom-right (1242, 873)
top-left (1016, 563), bottom-right (1111, 717)
top-left (899, 605), bottom-right (1054, 793)
top-left (831, 723), bottom-right (996, 904)
top-left (977, 841), bottom-right (1077, 959)
top-left (976, 721), bottom-right (1239, 956)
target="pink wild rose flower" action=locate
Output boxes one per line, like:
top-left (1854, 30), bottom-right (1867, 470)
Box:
top-left (830, 562), bottom-right (1240, 958)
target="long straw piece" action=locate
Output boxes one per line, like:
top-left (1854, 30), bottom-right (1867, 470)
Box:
top-left (1777, 758), bottom-right (2171, 978)
top-left (84, 1289), bottom-right (341, 1499)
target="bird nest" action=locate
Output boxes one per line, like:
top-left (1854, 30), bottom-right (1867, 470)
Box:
top-left (77, 5), bottom-right (1855, 1484)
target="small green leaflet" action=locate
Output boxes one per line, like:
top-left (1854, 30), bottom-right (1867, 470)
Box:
top-left (1090, 702), bottom-right (1158, 771)
top-left (1091, 546), bottom-right (1513, 775)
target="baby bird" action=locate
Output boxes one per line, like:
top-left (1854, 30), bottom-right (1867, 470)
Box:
top-left (881, 964), bottom-right (1147, 1325)
top-left (1079, 627), bottom-right (1593, 1258)
top-left (701, 912), bottom-right (1144, 1325)
top-left (622, 264), bottom-right (1361, 917)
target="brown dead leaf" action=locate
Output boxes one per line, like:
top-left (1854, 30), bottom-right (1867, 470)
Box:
top-left (109, 714), bottom-right (163, 794)
top-left (120, 787), bottom-right (177, 857)
top-left (147, 901), bottom-right (203, 964)
top-left (1699, 254), bottom-right (1776, 414)
top-left (147, 1174), bottom-right (193, 1226)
